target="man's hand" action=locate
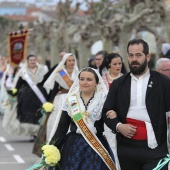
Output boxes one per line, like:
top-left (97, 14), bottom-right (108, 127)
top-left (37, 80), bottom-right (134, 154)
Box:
top-left (117, 123), bottom-right (137, 138)
top-left (106, 110), bottom-right (117, 119)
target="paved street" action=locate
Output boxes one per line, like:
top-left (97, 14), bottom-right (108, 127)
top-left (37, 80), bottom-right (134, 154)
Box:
top-left (1, 113), bottom-right (170, 170)
top-left (0, 115), bottom-right (39, 170)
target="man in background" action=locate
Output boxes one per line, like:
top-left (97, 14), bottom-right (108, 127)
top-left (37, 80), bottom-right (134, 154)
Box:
top-left (156, 58), bottom-right (170, 78)
top-left (156, 57), bottom-right (170, 155)
top-left (50, 51), bottom-right (66, 71)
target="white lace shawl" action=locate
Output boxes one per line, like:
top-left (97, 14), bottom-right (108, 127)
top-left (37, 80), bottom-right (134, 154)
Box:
top-left (47, 67), bottom-right (108, 143)
top-left (63, 91), bottom-right (107, 134)
top-left (13, 62), bottom-right (48, 87)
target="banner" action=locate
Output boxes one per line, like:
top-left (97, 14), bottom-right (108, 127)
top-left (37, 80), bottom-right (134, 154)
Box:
top-left (8, 30), bottom-right (28, 66)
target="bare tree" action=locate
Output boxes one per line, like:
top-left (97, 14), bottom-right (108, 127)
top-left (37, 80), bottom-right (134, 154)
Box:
top-left (28, 0), bottom-right (166, 70)
top-left (0, 17), bottom-right (18, 55)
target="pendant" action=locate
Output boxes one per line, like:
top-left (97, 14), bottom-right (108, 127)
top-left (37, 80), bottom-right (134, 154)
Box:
top-left (83, 111), bottom-right (90, 121)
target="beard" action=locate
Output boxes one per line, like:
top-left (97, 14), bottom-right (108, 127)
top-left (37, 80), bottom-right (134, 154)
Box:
top-left (129, 59), bottom-right (147, 75)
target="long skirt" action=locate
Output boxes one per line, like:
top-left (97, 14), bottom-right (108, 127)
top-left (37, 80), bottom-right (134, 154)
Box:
top-left (17, 84), bottom-right (43, 124)
top-left (2, 101), bottom-right (39, 136)
top-left (46, 93), bottom-right (67, 141)
top-left (49, 132), bottom-right (115, 170)
top-left (104, 125), bottom-right (121, 170)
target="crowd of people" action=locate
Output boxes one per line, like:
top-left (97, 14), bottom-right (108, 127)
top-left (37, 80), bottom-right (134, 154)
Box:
top-left (0, 38), bottom-right (170, 170)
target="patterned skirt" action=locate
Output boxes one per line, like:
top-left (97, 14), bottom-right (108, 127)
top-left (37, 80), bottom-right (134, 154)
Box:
top-left (49, 132), bottom-right (115, 170)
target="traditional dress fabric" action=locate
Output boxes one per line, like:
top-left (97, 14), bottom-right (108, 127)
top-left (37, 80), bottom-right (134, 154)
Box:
top-left (2, 63), bottom-right (48, 136)
top-left (48, 68), bottom-right (115, 170)
top-left (44, 53), bottom-right (79, 141)
top-left (0, 64), bottom-right (8, 114)
top-left (103, 71), bottom-right (123, 170)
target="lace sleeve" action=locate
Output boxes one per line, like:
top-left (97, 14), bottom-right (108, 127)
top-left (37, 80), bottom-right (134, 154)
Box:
top-left (89, 92), bottom-right (107, 121)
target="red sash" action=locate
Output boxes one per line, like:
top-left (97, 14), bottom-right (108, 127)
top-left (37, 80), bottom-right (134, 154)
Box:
top-left (126, 118), bottom-right (147, 140)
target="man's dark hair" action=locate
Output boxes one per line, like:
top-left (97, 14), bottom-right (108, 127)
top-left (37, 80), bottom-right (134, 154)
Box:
top-left (127, 39), bottom-right (149, 56)
top-left (95, 50), bottom-right (108, 76)
top-left (27, 54), bottom-right (37, 60)
top-left (95, 50), bottom-right (108, 58)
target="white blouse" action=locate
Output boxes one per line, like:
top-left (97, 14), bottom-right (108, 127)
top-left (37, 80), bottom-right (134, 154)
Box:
top-left (127, 70), bottom-right (150, 122)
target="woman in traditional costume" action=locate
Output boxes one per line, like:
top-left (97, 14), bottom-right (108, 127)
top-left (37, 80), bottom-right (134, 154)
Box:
top-left (0, 56), bottom-right (7, 114)
top-left (105, 53), bottom-right (123, 89)
top-left (48, 67), bottom-right (116, 170)
top-left (44, 53), bottom-right (79, 141)
top-left (2, 54), bottom-right (48, 137)
top-left (102, 53), bottom-right (123, 170)
top-left (0, 56), bottom-right (7, 82)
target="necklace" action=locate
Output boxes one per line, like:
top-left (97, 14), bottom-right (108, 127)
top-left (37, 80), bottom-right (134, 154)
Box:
top-left (108, 72), bottom-right (120, 80)
top-left (80, 91), bottom-right (95, 121)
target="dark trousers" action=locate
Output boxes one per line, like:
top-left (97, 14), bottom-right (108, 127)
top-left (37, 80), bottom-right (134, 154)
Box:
top-left (117, 137), bottom-right (168, 170)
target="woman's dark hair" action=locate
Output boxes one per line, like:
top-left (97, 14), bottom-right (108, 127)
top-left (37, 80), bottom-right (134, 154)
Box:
top-left (78, 67), bottom-right (99, 84)
top-left (27, 54), bottom-right (37, 60)
top-left (164, 50), bottom-right (170, 59)
top-left (88, 57), bottom-right (96, 69)
top-left (95, 50), bottom-right (108, 76)
top-left (106, 53), bottom-right (123, 69)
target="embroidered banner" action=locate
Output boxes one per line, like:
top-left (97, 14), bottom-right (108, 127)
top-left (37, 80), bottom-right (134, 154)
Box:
top-left (8, 30), bottom-right (28, 66)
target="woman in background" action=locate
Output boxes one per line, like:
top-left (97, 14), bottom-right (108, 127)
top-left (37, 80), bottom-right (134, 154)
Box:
top-left (104, 52), bottom-right (123, 170)
top-left (94, 50), bottom-right (109, 87)
top-left (3, 54), bottom-right (48, 138)
top-left (44, 53), bottom-right (79, 142)
top-left (0, 56), bottom-right (7, 114)
top-left (15, 54), bottom-right (48, 129)
top-left (105, 53), bottom-right (123, 89)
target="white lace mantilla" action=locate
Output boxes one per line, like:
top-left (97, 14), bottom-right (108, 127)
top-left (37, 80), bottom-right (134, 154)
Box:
top-left (47, 67), bottom-right (108, 143)
top-left (43, 53), bottom-right (79, 94)
top-left (19, 64), bottom-right (47, 84)
top-left (145, 121), bottom-right (158, 149)
top-left (63, 91), bottom-right (107, 134)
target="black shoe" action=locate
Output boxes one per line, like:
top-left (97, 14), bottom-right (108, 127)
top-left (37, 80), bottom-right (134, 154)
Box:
top-left (30, 135), bottom-right (36, 142)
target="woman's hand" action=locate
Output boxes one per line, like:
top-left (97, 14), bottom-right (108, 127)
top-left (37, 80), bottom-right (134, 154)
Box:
top-left (106, 110), bottom-right (117, 119)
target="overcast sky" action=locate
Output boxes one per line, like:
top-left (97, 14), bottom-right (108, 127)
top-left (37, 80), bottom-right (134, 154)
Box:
top-left (0, 0), bottom-right (100, 10)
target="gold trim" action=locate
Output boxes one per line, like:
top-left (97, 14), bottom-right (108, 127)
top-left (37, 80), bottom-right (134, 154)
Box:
top-left (68, 95), bottom-right (116, 170)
